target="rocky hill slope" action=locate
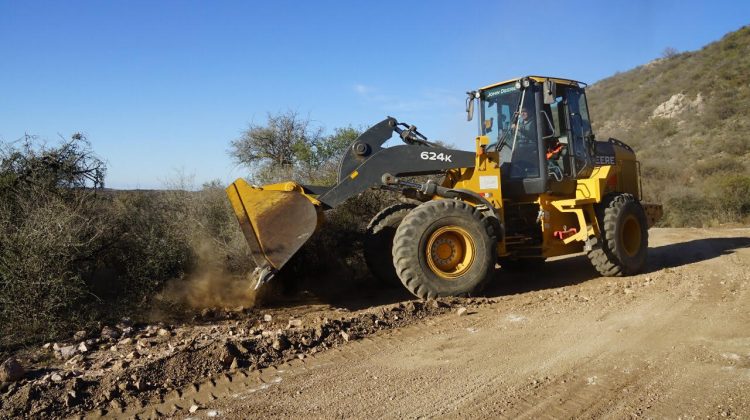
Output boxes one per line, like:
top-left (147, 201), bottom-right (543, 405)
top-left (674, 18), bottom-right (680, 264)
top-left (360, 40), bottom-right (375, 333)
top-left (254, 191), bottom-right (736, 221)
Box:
top-left (587, 25), bottom-right (750, 226)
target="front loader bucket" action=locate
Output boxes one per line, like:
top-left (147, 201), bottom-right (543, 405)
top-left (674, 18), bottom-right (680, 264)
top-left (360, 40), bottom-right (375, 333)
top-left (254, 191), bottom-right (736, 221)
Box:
top-left (226, 179), bottom-right (319, 285)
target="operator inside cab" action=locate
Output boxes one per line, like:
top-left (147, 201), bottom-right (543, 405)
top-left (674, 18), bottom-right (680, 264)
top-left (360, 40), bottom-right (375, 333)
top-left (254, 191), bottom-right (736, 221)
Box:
top-left (480, 77), bottom-right (595, 196)
top-left (482, 83), bottom-right (542, 180)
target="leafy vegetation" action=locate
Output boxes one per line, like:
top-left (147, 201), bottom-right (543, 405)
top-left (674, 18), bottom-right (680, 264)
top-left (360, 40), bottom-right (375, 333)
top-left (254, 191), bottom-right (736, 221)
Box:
top-left (229, 110), bottom-right (359, 186)
top-left (587, 25), bottom-right (750, 226)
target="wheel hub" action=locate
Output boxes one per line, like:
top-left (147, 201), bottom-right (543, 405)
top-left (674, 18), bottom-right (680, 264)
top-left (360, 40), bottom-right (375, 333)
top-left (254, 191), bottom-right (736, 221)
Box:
top-left (621, 214), bottom-right (642, 257)
top-left (426, 226), bottom-right (475, 279)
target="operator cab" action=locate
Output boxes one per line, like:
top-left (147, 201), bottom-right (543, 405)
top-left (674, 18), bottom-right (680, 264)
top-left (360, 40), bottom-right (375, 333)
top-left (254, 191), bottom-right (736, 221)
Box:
top-left (473, 76), bottom-right (596, 198)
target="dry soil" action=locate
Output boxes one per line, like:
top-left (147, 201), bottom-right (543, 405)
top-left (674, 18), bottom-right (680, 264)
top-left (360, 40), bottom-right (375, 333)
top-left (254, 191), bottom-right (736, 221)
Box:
top-left (2, 227), bottom-right (749, 419)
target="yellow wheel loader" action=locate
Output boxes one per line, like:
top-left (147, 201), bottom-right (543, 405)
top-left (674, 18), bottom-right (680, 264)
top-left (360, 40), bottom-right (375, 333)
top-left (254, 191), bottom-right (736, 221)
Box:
top-left (226, 76), bottom-right (663, 298)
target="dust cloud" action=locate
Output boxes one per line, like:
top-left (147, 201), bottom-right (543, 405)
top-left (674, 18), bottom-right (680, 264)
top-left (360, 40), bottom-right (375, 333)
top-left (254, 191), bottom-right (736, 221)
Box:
top-left (162, 268), bottom-right (257, 310)
top-left (158, 238), bottom-right (259, 311)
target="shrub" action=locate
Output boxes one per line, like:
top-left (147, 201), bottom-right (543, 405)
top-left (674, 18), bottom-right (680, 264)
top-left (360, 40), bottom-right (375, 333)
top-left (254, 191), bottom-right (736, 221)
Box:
top-left (648, 117), bottom-right (679, 138)
top-left (0, 135), bottom-right (109, 349)
top-left (0, 137), bottom-right (256, 352)
top-left (662, 189), bottom-right (715, 227)
top-left (713, 174), bottom-right (750, 218)
top-left (91, 191), bottom-right (193, 309)
top-left (273, 188), bottom-right (402, 298)
top-left (694, 157), bottom-right (745, 177)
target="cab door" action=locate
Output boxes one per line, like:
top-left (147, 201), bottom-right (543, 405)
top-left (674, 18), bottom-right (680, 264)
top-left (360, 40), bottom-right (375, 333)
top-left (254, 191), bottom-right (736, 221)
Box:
top-left (566, 88), bottom-right (595, 179)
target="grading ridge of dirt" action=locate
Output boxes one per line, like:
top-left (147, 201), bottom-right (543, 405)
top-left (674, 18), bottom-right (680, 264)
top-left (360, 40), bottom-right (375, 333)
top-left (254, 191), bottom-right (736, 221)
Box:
top-left (0, 294), bottom-right (488, 419)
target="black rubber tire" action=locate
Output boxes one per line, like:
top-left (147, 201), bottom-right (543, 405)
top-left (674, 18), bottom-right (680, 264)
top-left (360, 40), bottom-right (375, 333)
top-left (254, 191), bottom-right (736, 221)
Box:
top-left (364, 203), bottom-right (417, 286)
top-left (392, 200), bottom-right (497, 299)
top-left (587, 193), bottom-right (649, 276)
top-left (364, 203), bottom-right (417, 285)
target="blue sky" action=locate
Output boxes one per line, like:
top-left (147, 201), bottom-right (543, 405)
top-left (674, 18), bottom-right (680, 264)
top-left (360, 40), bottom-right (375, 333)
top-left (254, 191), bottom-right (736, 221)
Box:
top-left (1, 1), bottom-right (748, 189)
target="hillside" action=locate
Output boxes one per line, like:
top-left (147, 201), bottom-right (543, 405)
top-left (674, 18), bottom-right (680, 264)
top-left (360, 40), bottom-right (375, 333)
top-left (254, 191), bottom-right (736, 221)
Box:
top-left (587, 25), bottom-right (750, 226)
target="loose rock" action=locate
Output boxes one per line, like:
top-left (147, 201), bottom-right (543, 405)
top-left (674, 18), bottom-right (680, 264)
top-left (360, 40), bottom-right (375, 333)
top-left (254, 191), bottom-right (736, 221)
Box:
top-left (272, 336), bottom-right (289, 351)
top-left (428, 299), bottom-right (450, 309)
top-left (64, 391), bottom-right (78, 407)
top-left (101, 326), bottom-right (121, 341)
top-left (220, 343), bottom-right (236, 366)
top-left (56, 345), bottom-right (77, 360)
top-left (133, 376), bottom-right (147, 391)
top-left (313, 326), bottom-right (324, 339)
top-left (0, 358), bottom-right (25, 382)
top-left (112, 360), bottom-right (130, 371)
top-left (456, 307), bottom-right (468, 316)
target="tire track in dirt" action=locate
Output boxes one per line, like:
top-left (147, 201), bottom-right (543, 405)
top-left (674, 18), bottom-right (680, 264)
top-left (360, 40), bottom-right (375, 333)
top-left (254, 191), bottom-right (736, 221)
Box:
top-left (412, 289), bottom-right (689, 418)
top-left (486, 264), bottom-right (748, 418)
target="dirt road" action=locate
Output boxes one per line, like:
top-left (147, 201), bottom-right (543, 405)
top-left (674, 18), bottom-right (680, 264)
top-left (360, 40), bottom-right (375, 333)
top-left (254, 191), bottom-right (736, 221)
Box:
top-left (159, 228), bottom-right (750, 419)
top-left (4, 228), bottom-right (749, 419)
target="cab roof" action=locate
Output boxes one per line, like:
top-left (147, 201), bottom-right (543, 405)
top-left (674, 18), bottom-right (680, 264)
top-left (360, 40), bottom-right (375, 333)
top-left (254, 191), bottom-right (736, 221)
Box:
top-left (479, 76), bottom-right (586, 91)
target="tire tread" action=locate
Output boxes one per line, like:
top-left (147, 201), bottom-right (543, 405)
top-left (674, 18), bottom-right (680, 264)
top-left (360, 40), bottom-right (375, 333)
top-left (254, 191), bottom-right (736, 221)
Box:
top-left (392, 200), bottom-right (497, 299)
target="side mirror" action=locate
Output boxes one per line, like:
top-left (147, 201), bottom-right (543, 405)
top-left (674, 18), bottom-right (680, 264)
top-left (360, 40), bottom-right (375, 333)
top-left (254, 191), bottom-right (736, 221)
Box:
top-left (543, 80), bottom-right (556, 105)
top-left (466, 91), bottom-right (475, 121)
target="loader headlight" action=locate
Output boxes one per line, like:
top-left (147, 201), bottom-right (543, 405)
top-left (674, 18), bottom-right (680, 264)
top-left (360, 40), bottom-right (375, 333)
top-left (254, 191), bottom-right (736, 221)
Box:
top-left (516, 78), bottom-right (531, 89)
